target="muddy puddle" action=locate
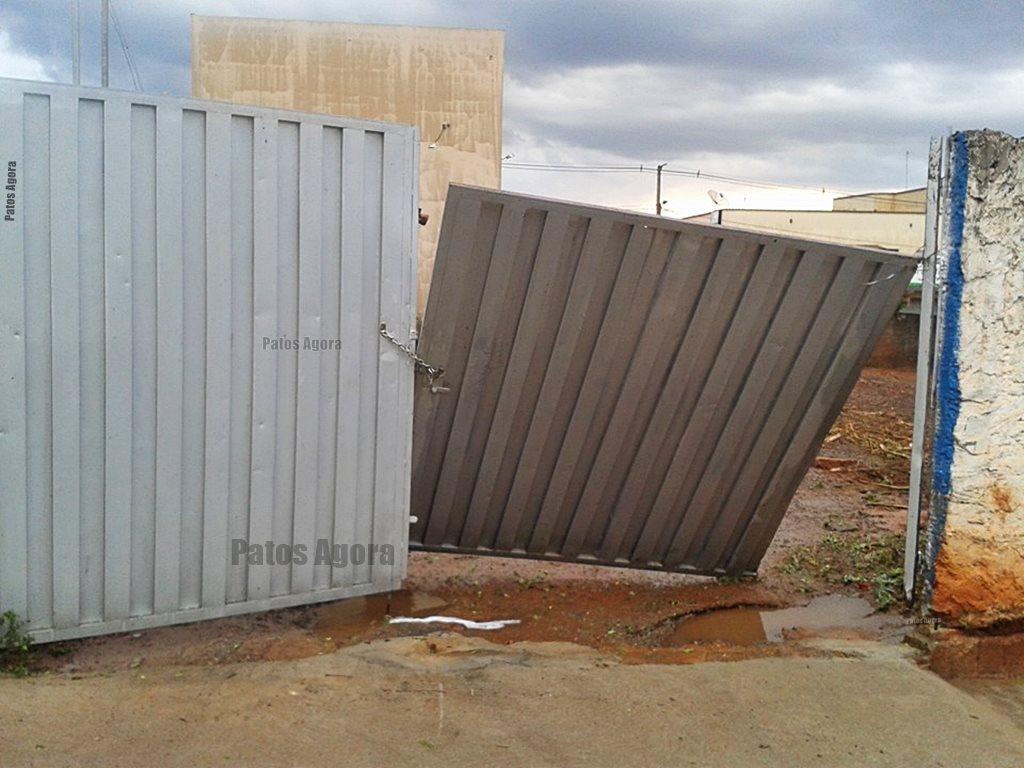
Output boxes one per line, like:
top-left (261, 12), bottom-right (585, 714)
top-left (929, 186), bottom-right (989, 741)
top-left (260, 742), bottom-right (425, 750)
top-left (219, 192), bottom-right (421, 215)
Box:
top-left (314, 591), bottom-right (900, 652)
top-left (312, 590), bottom-right (448, 643)
top-left (663, 595), bottom-right (899, 646)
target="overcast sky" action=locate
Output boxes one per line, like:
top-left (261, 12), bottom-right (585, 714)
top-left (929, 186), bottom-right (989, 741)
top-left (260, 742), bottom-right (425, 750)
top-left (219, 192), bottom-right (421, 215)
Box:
top-left (3, 0), bottom-right (1023, 215)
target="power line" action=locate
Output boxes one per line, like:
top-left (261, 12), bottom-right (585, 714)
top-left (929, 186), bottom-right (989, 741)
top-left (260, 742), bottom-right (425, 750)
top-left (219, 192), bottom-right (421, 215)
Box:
top-left (501, 160), bottom-right (925, 210)
top-left (651, 166), bottom-right (832, 193)
top-left (503, 160), bottom-right (836, 190)
top-left (503, 162), bottom-right (640, 174)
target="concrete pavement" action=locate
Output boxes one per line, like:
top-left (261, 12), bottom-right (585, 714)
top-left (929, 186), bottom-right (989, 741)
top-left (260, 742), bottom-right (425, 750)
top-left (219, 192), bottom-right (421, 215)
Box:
top-left (1, 634), bottom-right (1021, 767)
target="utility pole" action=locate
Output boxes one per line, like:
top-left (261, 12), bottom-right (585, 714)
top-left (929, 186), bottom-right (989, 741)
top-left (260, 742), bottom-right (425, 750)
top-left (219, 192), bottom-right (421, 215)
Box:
top-left (71, 0), bottom-right (81, 84)
top-left (101, 0), bottom-right (110, 87)
top-left (655, 162), bottom-right (667, 215)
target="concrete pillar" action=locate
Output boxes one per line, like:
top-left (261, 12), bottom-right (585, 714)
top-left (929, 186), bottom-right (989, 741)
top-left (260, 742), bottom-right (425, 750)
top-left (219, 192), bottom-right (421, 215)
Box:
top-left (930, 130), bottom-right (1024, 628)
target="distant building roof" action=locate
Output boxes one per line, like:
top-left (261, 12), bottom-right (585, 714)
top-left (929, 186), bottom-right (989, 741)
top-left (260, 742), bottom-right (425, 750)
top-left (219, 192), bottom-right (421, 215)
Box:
top-left (832, 187), bottom-right (925, 201)
top-left (684, 206), bottom-right (924, 256)
top-left (832, 188), bottom-right (925, 213)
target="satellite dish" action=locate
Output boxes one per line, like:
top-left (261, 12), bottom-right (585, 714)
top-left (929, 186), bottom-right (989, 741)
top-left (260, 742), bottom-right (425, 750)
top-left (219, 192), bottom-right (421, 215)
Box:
top-left (707, 189), bottom-right (727, 206)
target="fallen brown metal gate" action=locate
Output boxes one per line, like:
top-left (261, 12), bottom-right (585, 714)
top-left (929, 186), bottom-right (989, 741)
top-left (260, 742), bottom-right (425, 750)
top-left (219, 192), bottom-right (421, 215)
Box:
top-left (411, 185), bottom-right (914, 575)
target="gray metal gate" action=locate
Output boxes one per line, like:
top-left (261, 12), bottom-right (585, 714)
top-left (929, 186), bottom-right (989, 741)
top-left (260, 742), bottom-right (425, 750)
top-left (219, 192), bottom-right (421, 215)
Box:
top-left (412, 185), bottom-right (914, 575)
top-left (0, 79), bottom-right (418, 641)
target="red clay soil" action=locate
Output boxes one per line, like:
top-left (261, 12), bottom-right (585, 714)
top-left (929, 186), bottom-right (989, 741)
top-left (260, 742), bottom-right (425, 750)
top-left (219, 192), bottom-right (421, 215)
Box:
top-left (933, 536), bottom-right (1024, 630)
top-left (23, 367), bottom-right (919, 676)
top-left (928, 628), bottom-right (1024, 678)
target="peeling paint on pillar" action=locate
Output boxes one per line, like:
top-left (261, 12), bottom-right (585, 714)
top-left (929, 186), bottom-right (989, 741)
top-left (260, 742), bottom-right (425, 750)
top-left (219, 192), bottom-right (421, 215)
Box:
top-left (930, 130), bottom-right (1024, 629)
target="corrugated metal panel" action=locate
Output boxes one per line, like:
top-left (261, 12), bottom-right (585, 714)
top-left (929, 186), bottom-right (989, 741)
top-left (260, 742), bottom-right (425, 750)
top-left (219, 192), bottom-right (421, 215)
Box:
top-left (0, 78), bottom-right (418, 641)
top-left (412, 185), bottom-right (914, 575)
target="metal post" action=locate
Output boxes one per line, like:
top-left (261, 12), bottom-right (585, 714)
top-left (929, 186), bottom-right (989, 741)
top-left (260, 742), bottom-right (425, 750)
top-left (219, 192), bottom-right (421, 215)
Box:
top-left (71, 0), bottom-right (81, 84)
top-left (922, 135), bottom-right (952, 602)
top-left (903, 137), bottom-right (943, 604)
top-left (929, 136), bottom-right (951, 409)
top-left (655, 162), bottom-right (666, 215)
top-left (101, 0), bottom-right (110, 87)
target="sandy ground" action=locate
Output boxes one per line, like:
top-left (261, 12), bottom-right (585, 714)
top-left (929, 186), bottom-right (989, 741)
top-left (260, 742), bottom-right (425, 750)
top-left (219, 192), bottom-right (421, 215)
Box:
top-left (2, 634), bottom-right (1024, 768)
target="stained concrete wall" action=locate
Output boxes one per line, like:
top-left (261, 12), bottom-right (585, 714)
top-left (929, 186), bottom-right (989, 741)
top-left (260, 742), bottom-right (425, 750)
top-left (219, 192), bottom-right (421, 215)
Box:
top-left (931, 130), bottom-right (1024, 629)
top-left (191, 16), bottom-right (504, 315)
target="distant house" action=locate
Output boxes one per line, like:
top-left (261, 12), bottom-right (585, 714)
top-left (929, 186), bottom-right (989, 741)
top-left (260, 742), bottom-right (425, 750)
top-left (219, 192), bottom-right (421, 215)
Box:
top-left (684, 188), bottom-right (925, 256)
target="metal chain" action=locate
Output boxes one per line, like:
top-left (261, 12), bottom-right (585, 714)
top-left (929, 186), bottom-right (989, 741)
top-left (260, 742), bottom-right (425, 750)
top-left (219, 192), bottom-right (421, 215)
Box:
top-left (378, 323), bottom-right (445, 384)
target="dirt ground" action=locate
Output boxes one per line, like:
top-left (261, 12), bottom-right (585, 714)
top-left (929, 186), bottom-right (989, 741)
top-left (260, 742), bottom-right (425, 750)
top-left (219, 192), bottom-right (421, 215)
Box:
top-left (4, 634), bottom-right (1024, 768)
top-left (13, 368), bottom-right (920, 676)
top-left (4, 366), bottom-right (1024, 766)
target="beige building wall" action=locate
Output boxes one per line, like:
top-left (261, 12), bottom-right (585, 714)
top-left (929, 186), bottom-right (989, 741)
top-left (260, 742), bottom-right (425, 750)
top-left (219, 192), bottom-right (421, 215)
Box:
top-left (191, 15), bottom-right (504, 315)
top-left (688, 209), bottom-right (924, 255)
top-left (832, 188), bottom-right (926, 213)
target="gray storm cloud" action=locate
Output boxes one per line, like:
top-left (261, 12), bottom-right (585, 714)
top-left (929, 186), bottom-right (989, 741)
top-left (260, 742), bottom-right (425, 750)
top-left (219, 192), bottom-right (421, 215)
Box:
top-left (2, 0), bottom-right (1022, 207)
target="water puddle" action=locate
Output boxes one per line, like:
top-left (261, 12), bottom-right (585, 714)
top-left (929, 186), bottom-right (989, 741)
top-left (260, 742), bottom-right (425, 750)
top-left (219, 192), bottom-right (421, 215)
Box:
top-left (663, 595), bottom-right (895, 647)
top-left (668, 607), bottom-right (769, 646)
top-left (313, 590), bottom-right (447, 643)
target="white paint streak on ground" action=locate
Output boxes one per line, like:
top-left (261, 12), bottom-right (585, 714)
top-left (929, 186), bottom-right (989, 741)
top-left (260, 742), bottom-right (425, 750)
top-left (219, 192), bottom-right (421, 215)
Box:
top-left (390, 616), bottom-right (522, 630)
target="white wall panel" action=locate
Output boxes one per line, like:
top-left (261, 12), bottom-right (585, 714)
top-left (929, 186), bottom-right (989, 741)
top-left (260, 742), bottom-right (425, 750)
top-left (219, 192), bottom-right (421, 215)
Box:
top-left (0, 78), bottom-right (417, 642)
